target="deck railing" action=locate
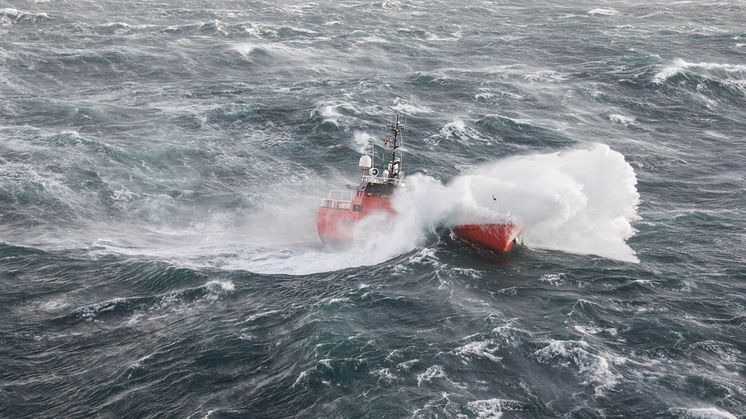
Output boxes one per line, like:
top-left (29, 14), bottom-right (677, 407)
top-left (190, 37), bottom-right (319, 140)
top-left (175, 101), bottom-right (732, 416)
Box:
top-left (320, 189), bottom-right (354, 210)
top-left (360, 175), bottom-right (403, 186)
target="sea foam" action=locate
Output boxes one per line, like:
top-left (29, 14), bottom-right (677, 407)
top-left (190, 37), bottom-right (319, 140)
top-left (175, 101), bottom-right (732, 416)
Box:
top-left (385, 142), bottom-right (640, 263)
top-left (224, 142), bottom-right (639, 274)
top-left (587, 8), bottom-right (618, 16)
top-left (76, 143), bottom-right (639, 274)
top-left (654, 58), bottom-right (746, 84)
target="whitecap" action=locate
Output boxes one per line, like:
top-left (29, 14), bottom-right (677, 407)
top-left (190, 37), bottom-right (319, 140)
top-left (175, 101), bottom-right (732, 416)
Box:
top-left (310, 101), bottom-right (359, 127)
top-left (391, 102), bottom-right (433, 115)
top-left (73, 298), bottom-right (127, 321)
top-left (587, 8), bottom-right (618, 16)
top-left (678, 407), bottom-right (738, 419)
top-left (492, 322), bottom-right (531, 346)
top-left (39, 298), bottom-right (70, 312)
top-left (450, 267), bottom-right (482, 279)
top-left (425, 31), bottom-right (461, 42)
top-left (653, 58), bottom-right (746, 84)
top-left (467, 398), bottom-right (526, 418)
top-left (230, 42), bottom-right (297, 59)
top-left (292, 369), bottom-right (310, 388)
top-left (354, 35), bottom-right (390, 45)
top-left (608, 114), bottom-right (637, 126)
top-left (322, 296), bottom-right (350, 306)
top-left (474, 92), bottom-right (497, 100)
top-left (533, 339), bottom-right (625, 395)
top-left (396, 359), bottom-right (419, 371)
top-left (539, 273), bottom-right (565, 286)
top-left (452, 340), bottom-right (502, 363)
top-left (574, 325), bottom-right (618, 337)
top-left (523, 69), bottom-right (567, 82)
top-left (407, 247), bottom-right (441, 266)
top-left (241, 309), bottom-right (280, 323)
top-left (205, 280), bottom-right (235, 292)
top-left (438, 119), bottom-right (467, 139)
top-left (0, 8), bottom-right (50, 25)
top-left (372, 368), bottom-right (397, 382)
top-left (497, 287), bottom-right (518, 295)
top-left (416, 365), bottom-right (446, 387)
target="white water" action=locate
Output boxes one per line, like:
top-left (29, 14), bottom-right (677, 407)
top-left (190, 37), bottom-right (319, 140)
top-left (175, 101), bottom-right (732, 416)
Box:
top-left (390, 142), bottom-right (639, 261)
top-left (653, 58), bottom-right (746, 84)
top-left (463, 143), bottom-right (639, 262)
top-left (233, 142), bottom-right (639, 274)
top-left (66, 142), bottom-right (638, 274)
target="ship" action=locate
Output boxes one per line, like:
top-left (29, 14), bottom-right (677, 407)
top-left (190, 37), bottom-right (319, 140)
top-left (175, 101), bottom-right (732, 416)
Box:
top-left (316, 113), bottom-right (520, 254)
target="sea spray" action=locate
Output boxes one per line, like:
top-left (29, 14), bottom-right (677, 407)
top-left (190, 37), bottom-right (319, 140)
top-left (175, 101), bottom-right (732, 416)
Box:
top-left (73, 143), bottom-right (640, 274)
top-left (254, 142), bottom-right (640, 273)
top-left (379, 142), bottom-right (640, 263)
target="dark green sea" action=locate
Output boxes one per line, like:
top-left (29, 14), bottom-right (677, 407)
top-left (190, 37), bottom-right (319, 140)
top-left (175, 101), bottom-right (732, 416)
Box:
top-left (1, 1), bottom-right (744, 417)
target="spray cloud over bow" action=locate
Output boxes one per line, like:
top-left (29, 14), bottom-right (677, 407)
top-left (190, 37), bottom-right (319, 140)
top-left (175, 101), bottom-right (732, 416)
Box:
top-left (69, 143), bottom-right (640, 274)
top-left (364, 142), bottom-right (640, 264)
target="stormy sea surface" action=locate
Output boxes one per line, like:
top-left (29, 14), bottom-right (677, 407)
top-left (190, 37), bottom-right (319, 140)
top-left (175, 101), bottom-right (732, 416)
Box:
top-left (1, 0), bottom-right (745, 417)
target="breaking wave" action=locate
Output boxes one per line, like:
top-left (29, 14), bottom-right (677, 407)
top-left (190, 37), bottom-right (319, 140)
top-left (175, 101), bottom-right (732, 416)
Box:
top-left (230, 142), bottom-right (639, 274)
top-left (0, 8), bottom-right (50, 25)
top-left (653, 58), bottom-right (746, 87)
top-left (59, 142), bottom-right (639, 275)
top-left (587, 8), bottom-right (618, 17)
top-left (392, 142), bottom-right (640, 262)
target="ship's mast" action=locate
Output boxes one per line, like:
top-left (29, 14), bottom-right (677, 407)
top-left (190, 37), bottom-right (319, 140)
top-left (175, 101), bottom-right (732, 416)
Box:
top-left (385, 113), bottom-right (404, 179)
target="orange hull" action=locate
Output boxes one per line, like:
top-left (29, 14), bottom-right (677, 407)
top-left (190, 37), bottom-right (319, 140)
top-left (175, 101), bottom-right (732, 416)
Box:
top-left (316, 207), bottom-right (360, 243)
top-left (452, 223), bottom-right (520, 253)
top-left (317, 186), bottom-right (394, 244)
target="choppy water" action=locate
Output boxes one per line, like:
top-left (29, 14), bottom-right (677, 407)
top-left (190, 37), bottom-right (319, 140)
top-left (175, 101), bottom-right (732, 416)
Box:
top-left (1, 0), bottom-right (745, 417)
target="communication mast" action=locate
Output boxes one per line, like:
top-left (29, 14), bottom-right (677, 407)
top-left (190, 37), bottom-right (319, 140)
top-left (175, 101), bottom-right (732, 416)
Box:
top-left (384, 113), bottom-right (405, 179)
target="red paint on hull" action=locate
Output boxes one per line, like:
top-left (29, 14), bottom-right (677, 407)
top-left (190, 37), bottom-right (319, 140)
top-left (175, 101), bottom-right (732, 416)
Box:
top-left (316, 189), bottom-right (394, 243)
top-left (452, 223), bottom-right (520, 253)
top-left (316, 207), bottom-right (359, 243)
